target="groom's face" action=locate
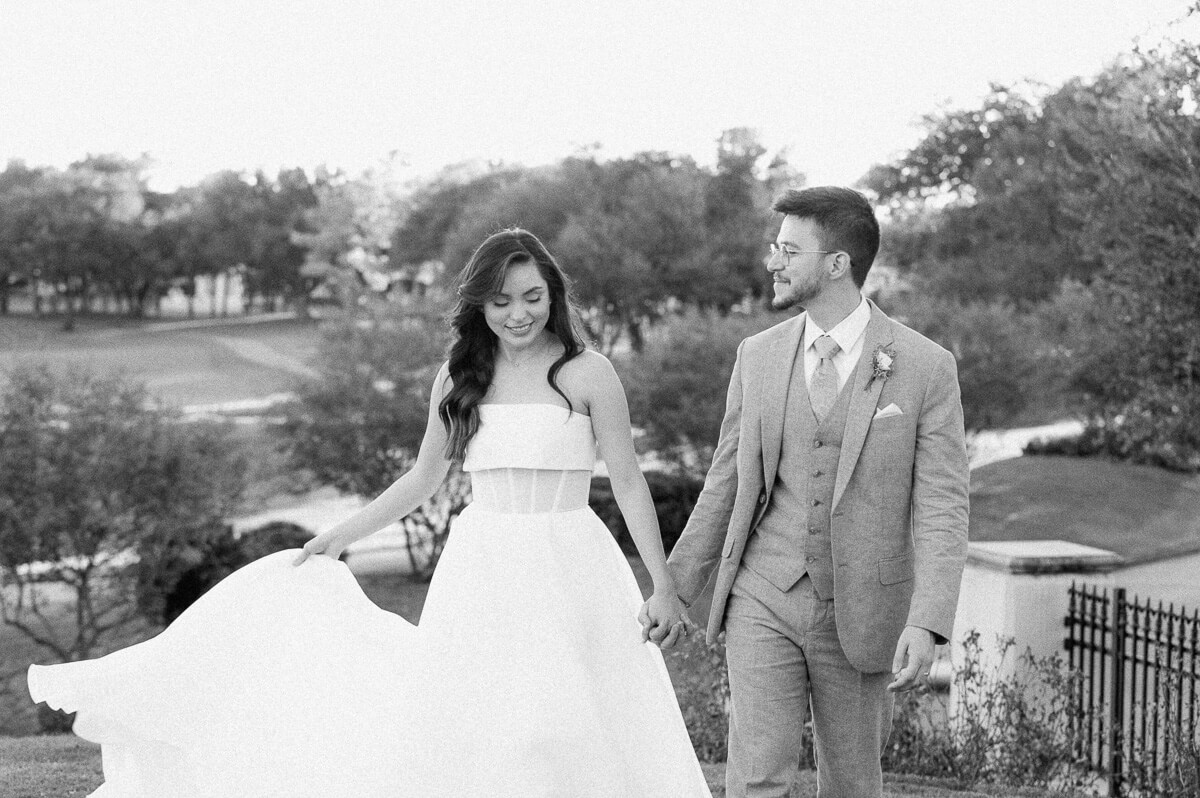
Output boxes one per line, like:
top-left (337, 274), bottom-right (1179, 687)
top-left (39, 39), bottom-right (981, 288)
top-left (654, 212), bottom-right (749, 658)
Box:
top-left (768, 216), bottom-right (831, 310)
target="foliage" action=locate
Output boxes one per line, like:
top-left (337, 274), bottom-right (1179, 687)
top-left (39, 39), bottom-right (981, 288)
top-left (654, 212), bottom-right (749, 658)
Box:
top-left (275, 293), bottom-right (466, 577)
top-left (1125, 648), bottom-right (1200, 798)
top-left (589, 471), bottom-right (707, 556)
top-left (619, 306), bottom-right (781, 469)
top-left (294, 165), bottom-right (410, 309)
top-left (0, 160), bottom-right (329, 323)
top-left (0, 364), bottom-right (247, 678)
top-left (866, 27), bottom-right (1200, 461)
top-left (390, 131), bottom-right (792, 352)
top-left (137, 522), bottom-right (316, 627)
top-left (885, 294), bottom-right (1039, 431)
top-left (664, 632), bottom-right (733, 764)
top-left (1049, 40), bottom-right (1200, 471)
top-left (864, 84), bottom-right (1097, 308)
top-left (884, 633), bottom-right (1087, 792)
top-left (277, 293), bottom-right (449, 494)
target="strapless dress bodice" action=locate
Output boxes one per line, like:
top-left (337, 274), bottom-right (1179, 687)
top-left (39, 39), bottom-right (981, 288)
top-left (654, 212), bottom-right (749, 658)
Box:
top-left (463, 404), bottom-right (597, 514)
top-left (463, 403), bottom-right (596, 472)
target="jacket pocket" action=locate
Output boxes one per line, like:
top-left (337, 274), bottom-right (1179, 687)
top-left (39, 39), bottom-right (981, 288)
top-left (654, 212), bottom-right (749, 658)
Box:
top-left (878, 552), bottom-right (915, 585)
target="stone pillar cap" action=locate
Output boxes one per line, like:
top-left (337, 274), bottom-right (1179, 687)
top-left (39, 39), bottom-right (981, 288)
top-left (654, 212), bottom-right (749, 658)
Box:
top-left (967, 540), bottom-right (1123, 574)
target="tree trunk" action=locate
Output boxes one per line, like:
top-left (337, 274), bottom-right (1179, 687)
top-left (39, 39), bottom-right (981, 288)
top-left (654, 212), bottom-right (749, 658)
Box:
top-left (61, 285), bottom-right (77, 332)
top-left (219, 270), bottom-right (231, 317)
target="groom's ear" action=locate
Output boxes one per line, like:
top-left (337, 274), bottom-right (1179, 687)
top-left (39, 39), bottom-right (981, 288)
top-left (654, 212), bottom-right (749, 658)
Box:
top-left (828, 252), bottom-right (852, 281)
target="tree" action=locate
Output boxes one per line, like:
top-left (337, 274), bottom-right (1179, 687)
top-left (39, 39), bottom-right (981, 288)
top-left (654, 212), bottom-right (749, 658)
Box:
top-left (700, 128), bottom-right (780, 309)
top-left (0, 365), bottom-right (247, 676)
top-left (864, 19), bottom-right (1200, 462)
top-left (886, 295), bottom-right (1038, 431)
top-left (553, 152), bottom-right (711, 350)
top-left (863, 86), bottom-right (1097, 308)
top-left (275, 292), bottom-right (464, 577)
top-left (1045, 39), bottom-right (1200, 470)
top-left (389, 135), bottom-right (790, 352)
top-left (0, 161), bottom-right (45, 315)
top-left (389, 162), bottom-right (523, 269)
top-left (619, 306), bottom-right (780, 473)
top-left (239, 168), bottom-right (318, 314)
top-left (188, 171), bottom-right (260, 317)
top-left (294, 166), bottom-right (408, 311)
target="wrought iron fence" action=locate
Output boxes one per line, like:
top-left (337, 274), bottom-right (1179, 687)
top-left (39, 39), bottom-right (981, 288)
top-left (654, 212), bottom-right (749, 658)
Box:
top-left (1064, 583), bottom-right (1200, 796)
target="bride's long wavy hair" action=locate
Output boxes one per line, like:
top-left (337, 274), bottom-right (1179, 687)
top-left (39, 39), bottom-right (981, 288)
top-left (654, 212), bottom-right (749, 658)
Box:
top-left (438, 228), bottom-right (588, 461)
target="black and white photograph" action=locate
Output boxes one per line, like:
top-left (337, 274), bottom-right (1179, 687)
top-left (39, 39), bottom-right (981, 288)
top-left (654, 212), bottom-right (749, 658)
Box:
top-left (1, 2), bottom-right (1198, 796)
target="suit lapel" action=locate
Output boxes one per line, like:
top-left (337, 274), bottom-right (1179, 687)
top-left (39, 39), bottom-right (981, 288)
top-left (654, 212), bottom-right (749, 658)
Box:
top-left (832, 302), bottom-right (893, 511)
top-left (760, 314), bottom-right (806, 491)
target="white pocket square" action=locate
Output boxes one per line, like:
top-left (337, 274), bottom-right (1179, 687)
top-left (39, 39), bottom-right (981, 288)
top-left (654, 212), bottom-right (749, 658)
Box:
top-left (873, 403), bottom-right (903, 420)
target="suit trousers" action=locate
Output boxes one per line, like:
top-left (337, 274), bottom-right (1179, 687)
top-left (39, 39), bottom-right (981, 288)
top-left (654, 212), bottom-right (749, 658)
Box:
top-left (724, 565), bottom-right (894, 798)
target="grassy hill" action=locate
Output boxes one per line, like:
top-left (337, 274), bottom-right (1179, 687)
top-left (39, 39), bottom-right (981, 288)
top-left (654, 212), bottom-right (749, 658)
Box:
top-left (0, 313), bottom-right (320, 408)
top-left (970, 455), bottom-right (1200, 564)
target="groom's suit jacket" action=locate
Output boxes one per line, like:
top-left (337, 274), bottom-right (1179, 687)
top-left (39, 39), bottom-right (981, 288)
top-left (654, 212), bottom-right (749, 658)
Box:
top-left (667, 301), bottom-right (970, 673)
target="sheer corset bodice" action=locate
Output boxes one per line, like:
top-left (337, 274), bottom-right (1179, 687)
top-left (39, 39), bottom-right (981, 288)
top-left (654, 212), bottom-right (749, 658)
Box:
top-left (463, 404), bottom-right (597, 514)
top-left (469, 469), bottom-right (593, 513)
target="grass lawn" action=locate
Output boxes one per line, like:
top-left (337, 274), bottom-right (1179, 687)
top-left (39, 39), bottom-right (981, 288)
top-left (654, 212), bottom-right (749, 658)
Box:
top-left (0, 313), bottom-right (320, 408)
top-left (0, 735), bottom-right (1036, 797)
top-left (0, 735), bottom-right (104, 797)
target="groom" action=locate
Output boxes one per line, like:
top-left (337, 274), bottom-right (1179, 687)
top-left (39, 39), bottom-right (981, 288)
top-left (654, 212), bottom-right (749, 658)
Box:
top-left (650, 186), bottom-right (969, 797)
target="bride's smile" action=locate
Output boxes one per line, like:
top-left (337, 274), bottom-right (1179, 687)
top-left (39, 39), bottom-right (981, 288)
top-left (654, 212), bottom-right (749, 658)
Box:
top-left (484, 261), bottom-right (552, 355)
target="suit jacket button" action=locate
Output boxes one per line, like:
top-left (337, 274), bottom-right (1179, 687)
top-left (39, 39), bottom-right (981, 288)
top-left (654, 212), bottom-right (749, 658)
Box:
top-left (758, 494), bottom-right (766, 504)
top-left (812, 469), bottom-right (822, 477)
top-left (811, 498), bottom-right (821, 507)
top-left (814, 440), bottom-right (823, 448)
top-left (806, 555), bottom-right (817, 563)
top-left (808, 528), bottom-right (819, 536)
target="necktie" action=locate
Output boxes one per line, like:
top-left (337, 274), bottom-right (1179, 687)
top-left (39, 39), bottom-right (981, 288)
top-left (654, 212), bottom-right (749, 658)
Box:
top-left (810, 335), bottom-right (841, 423)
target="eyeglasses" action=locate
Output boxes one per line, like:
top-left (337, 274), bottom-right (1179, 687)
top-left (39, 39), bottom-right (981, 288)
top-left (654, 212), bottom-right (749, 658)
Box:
top-left (769, 243), bottom-right (838, 266)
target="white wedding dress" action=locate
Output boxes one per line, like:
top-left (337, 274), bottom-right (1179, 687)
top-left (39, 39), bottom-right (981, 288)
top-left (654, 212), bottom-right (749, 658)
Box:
top-left (28, 403), bottom-right (712, 797)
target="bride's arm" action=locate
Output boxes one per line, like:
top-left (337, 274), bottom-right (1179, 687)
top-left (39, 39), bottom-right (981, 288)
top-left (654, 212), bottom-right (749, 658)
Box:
top-left (582, 353), bottom-right (691, 640)
top-left (294, 364), bottom-right (455, 564)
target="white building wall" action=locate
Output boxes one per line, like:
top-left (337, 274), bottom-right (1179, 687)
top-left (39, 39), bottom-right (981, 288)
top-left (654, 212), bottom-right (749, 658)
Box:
top-left (1113, 552), bottom-right (1200, 610)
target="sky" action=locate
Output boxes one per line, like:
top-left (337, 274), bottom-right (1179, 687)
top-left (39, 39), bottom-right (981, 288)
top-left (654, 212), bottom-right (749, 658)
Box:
top-left (1, 0), bottom-right (1196, 191)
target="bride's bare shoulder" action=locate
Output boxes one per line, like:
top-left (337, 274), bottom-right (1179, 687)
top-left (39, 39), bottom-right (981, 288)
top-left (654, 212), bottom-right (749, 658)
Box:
top-left (559, 349), bottom-right (615, 381)
top-left (432, 360), bottom-right (453, 400)
top-left (558, 350), bottom-right (623, 410)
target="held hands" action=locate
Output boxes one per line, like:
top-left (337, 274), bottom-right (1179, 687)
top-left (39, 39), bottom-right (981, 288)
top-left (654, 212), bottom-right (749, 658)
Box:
top-left (888, 625), bottom-right (936, 692)
top-left (292, 530), bottom-right (347, 567)
top-left (638, 592), bottom-right (695, 650)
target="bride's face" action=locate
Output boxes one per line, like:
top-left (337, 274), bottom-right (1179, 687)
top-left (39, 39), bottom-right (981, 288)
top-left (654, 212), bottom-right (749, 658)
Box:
top-left (483, 260), bottom-right (552, 350)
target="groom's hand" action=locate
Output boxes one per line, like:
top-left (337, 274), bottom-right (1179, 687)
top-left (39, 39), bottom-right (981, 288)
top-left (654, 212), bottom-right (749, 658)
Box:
top-left (639, 595), bottom-right (694, 649)
top-left (888, 625), bottom-right (936, 692)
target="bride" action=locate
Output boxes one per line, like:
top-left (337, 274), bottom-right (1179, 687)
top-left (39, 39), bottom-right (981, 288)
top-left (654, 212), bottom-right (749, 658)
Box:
top-left (28, 228), bottom-right (712, 798)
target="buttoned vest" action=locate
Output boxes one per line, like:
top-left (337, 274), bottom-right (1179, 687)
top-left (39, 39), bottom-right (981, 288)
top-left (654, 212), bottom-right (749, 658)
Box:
top-left (741, 342), bottom-right (859, 599)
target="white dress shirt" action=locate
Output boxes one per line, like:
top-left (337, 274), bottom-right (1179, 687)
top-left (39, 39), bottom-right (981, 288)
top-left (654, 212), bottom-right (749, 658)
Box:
top-left (803, 296), bottom-right (871, 392)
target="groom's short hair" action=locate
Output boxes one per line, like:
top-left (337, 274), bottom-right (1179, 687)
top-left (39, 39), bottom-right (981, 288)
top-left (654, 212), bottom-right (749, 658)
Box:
top-left (772, 187), bottom-right (880, 288)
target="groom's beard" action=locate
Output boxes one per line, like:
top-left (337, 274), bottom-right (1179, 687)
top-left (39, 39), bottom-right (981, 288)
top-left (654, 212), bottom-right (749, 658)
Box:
top-left (771, 283), bottom-right (819, 311)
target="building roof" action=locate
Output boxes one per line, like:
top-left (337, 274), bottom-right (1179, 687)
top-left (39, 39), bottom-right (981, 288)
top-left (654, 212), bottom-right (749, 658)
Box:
top-left (968, 455), bottom-right (1200, 566)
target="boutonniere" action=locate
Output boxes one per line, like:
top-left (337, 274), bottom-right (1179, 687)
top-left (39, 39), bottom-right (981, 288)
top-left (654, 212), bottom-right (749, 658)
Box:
top-left (866, 343), bottom-right (896, 391)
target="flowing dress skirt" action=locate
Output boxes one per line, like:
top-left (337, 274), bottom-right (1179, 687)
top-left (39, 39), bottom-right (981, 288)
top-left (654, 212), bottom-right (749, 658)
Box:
top-left (28, 503), bottom-right (712, 798)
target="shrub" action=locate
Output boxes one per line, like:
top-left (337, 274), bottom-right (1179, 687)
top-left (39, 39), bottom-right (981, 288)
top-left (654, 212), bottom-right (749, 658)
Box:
top-left (887, 295), bottom-right (1040, 431)
top-left (619, 306), bottom-right (780, 473)
top-left (1130, 648), bottom-right (1200, 798)
top-left (138, 522), bottom-right (318, 625)
top-left (589, 471), bottom-right (705, 555)
top-left (666, 632), bottom-right (731, 763)
top-left (0, 364), bottom-right (247, 733)
top-left (883, 632), bottom-right (1088, 792)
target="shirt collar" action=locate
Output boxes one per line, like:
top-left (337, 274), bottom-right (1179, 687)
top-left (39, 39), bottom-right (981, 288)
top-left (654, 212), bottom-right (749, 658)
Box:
top-left (804, 295), bottom-right (871, 355)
